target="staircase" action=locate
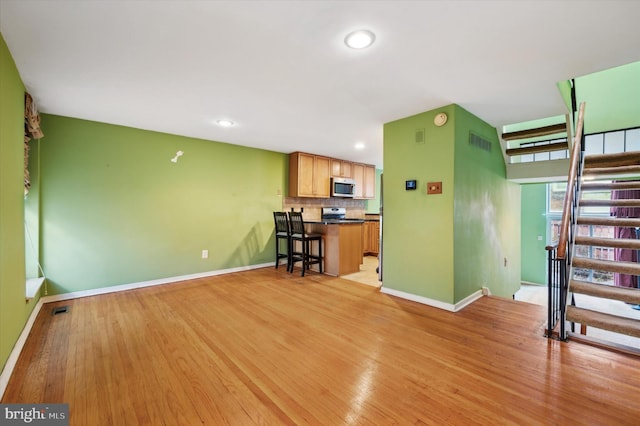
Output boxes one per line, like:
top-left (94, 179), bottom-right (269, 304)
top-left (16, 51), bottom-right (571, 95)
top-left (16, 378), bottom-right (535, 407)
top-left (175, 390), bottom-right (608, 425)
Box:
top-left (566, 152), bottom-right (640, 343)
top-left (502, 117), bottom-right (570, 161)
top-left (501, 115), bottom-right (574, 183)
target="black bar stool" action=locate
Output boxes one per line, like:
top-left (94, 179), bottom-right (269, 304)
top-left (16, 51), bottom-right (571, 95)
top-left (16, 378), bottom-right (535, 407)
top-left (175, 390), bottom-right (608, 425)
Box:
top-left (273, 212), bottom-right (291, 270)
top-left (288, 211), bottom-right (323, 276)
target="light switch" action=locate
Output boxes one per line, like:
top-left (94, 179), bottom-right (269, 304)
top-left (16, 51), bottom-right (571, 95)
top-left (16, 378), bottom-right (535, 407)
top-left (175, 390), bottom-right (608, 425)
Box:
top-left (427, 181), bottom-right (442, 194)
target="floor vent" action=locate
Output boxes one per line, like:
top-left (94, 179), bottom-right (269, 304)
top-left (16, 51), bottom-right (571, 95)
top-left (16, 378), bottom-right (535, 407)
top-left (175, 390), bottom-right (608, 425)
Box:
top-left (52, 306), bottom-right (70, 316)
top-left (469, 132), bottom-right (492, 152)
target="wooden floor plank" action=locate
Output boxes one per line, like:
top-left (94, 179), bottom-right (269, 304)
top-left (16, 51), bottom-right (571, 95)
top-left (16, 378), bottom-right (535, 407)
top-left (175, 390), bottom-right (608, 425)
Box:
top-left (3, 267), bottom-right (640, 425)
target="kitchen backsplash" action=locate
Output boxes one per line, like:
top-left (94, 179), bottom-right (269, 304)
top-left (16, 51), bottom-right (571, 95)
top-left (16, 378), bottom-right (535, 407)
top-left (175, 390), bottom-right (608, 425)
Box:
top-left (282, 197), bottom-right (366, 220)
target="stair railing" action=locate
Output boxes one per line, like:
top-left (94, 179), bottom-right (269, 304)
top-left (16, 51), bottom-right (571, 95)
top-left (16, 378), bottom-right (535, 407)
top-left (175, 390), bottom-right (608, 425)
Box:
top-left (545, 243), bottom-right (560, 338)
top-left (552, 102), bottom-right (586, 340)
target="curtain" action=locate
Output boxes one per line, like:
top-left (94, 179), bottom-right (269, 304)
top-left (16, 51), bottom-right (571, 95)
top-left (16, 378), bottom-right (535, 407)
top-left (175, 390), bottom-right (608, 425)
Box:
top-left (611, 182), bottom-right (640, 288)
top-left (24, 93), bottom-right (44, 195)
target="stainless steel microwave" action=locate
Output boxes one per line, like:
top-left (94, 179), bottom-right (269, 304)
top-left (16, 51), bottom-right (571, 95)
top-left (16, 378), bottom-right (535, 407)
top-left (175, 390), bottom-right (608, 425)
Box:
top-left (331, 177), bottom-right (356, 197)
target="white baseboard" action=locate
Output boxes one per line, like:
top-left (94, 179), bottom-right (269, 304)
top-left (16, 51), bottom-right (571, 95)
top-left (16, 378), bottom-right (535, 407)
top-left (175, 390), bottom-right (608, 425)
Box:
top-left (0, 298), bottom-right (45, 400)
top-left (41, 262), bottom-right (273, 303)
top-left (380, 286), bottom-right (484, 312)
top-left (521, 281), bottom-right (545, 286)
top-left (0, 262), bottom-right (272, 399)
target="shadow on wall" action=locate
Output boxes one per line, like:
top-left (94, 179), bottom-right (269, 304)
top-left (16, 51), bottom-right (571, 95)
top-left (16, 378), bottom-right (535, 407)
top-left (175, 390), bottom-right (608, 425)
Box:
top-left (226, 222), bottom-right (272, 269)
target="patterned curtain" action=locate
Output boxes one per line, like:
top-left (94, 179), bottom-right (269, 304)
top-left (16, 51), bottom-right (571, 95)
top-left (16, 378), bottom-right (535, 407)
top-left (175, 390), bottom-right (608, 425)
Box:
top-left (610, 182), bottom-right (640, 288)
top-left (24, 93), bottom-right (44, 195)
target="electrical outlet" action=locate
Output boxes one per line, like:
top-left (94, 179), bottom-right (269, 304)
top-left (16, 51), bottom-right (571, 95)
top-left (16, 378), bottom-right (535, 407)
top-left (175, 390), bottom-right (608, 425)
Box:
top-left (202, 250), bottom-right (209, 259)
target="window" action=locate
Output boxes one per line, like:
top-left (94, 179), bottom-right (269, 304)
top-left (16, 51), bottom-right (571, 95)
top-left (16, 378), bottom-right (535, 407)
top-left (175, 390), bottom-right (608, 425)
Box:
top-left (547, 185), bottom-right (614, 285)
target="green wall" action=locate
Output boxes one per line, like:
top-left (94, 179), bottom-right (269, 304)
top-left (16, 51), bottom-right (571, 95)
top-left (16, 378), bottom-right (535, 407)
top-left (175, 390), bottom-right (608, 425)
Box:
top-left (557, 61), bottom-right (640, 134)
top-left (453, 106), bottom-right (521, 301)
top-left (383, 105), bottom-right (456, 303)
top-left (521, 183), bottom-right (547, 285)
top-left (0, 33), bottom-right (38, 373)
top-left (39, 114), bottom-right (288, 294)
top-left (383, 104), bottom-right (521, 304)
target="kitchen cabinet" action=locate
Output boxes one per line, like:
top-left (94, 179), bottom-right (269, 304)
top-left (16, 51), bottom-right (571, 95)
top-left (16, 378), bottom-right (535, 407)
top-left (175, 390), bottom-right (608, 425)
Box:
top-left (306, 222), bottom-right (363, 276)
top-left (289, 152), bottom-right (331, 198)
top-left (364, 165), bottom-right (376, 199)
top-left (363, 220), bottom-right (380, 255)
top-left (352, 163), bottom-right (376, 199)
top-left (331, 159), bottom-right (352, 178)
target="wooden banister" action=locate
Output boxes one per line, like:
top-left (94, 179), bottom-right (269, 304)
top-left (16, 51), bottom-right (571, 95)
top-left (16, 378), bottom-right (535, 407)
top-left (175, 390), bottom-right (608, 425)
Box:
top-left (556, 102), bottom-right (586, 260)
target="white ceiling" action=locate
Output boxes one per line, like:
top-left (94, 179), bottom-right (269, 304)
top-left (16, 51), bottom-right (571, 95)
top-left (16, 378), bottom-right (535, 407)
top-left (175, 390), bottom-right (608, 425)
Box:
top-left (1, 0), bottom-right (639, 168)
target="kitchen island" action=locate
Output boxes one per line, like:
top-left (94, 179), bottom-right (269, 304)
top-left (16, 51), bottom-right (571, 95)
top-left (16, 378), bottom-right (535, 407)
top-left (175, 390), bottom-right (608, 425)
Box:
top-left (305, 220), bottom-right (363, 276)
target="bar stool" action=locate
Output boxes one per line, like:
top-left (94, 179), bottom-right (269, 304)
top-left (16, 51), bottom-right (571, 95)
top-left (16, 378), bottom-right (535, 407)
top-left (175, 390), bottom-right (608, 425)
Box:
top-left (273, 212), bottom-right (290, 270)
top-left (288, 211), bottom-right (323, 276)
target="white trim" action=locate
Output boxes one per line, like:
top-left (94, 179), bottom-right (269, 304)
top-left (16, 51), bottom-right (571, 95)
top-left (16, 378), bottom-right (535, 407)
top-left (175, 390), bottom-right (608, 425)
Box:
top-left (521, 280), bottom-right (545, 287)
top-left (26, 277), bottom-right (45, 299)
top-left (455, 289), bottom-right (484, 311)
top-left (41, 262), bottom-right (273, 303)
top-left (380, 287), bottom-right (484, 313)
top-left (0, 298), bottom-right (45, 400)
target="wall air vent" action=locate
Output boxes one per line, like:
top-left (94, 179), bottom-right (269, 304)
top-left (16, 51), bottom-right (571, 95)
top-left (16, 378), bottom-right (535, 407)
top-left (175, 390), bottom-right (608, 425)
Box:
top-left (469, 132), bottom-right (492, 152)
top-left (415, 128), bottom-right (425, 144)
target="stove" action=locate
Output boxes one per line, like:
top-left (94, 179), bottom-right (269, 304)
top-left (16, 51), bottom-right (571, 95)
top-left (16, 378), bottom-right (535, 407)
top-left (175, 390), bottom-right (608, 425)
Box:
top-left (322, 207), bottom-right (347, 221)
top-left (321, 207), bottom-right (364, 224)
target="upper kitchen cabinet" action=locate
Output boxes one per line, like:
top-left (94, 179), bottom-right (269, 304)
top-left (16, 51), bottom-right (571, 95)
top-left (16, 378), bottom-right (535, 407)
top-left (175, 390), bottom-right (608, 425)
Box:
top-left (331, 159), bottom-right (352, 178)
top-left (364, 165), bottom-right (375, 199)
top-left (352, 163), bottom-right (376, 199)
top-left (289, 152), bottom-right (331, 198)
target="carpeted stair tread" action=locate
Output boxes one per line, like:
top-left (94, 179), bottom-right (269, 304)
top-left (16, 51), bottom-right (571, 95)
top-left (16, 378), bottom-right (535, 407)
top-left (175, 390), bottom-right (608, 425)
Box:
top-left (577, 216), bottom-right (640, 228)
top-left (566, 305), bottom-right (640, 338)
top-left (575, 236), bottom-right (640, 250)
top-left (573, 257), bottom-right (640, 275)
top-left (570, 279), bottom-right (640, 304)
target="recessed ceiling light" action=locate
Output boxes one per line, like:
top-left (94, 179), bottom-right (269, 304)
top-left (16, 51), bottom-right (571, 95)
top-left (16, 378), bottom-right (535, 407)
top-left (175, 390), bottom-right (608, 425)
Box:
top-left (344, 29), bottom-right (376, 49)
top-left (216, 119), bottom-right (235, 127)
top-left (355, 142), bottom-right (365, 150)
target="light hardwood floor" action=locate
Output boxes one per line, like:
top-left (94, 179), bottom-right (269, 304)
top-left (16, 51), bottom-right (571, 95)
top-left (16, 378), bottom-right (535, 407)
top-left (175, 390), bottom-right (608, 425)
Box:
top-left (4, 268), bottom-right (640, 425)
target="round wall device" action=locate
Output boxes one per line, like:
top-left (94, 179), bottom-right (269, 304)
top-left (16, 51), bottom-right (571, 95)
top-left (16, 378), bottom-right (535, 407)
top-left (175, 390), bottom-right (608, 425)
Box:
top-left (434, 112), bottom-right (448, 127)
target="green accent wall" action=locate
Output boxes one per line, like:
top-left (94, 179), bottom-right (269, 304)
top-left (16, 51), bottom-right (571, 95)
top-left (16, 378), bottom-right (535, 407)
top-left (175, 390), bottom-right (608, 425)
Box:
top-left (557, 61), bottom-right (640, 134)
top-left (577, 61), bottom-right (640, 134)
top-left (521, 183), bottom-right (547, 285)
top-left (383, 106), bottom-right (456, 302)
top-left (39, 114), bottom-right (288, 294)
top-left (453, 106), bottom-right (521, 301)
top-left (383, 104), bottom-right (520, 304)
top-left (0, 33), bottom-right (36, 373)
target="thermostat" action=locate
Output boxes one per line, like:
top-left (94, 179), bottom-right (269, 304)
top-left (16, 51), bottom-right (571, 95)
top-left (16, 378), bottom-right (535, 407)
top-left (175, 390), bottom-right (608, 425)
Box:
top-left (406, 180), bottom-right (417, 190)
